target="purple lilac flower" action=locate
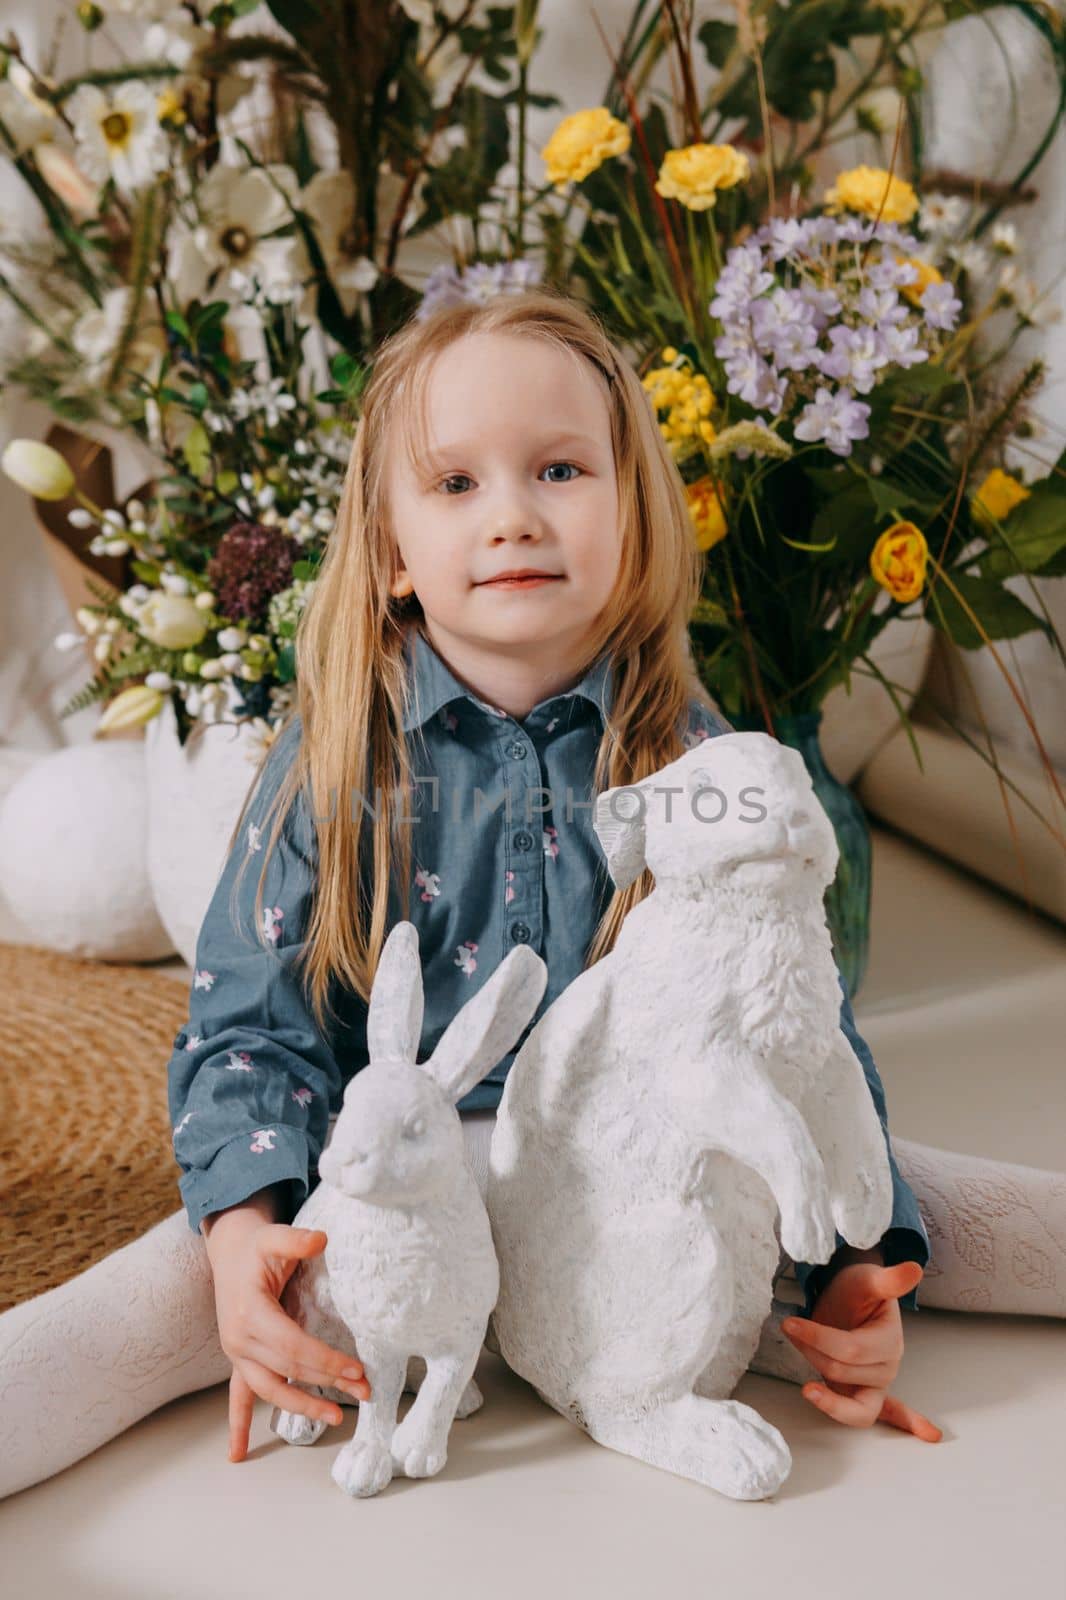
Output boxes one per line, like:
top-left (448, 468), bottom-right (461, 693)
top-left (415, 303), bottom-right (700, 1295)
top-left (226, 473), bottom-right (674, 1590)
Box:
top-left (880, 321), bottom-right (930, 367)
top-left (818, 324), bottom-right (889, 393)
top-left (856, 285), bottom-right (908, 326)
top-left (417, 258), bottom-right (542, 320)
top-left (921, 279), bottom-right (963, 330)
top-left (793, 386), bottom-right (871, 457)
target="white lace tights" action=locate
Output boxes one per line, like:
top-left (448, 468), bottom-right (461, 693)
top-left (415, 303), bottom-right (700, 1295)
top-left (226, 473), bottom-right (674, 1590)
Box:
top-left (1, 1122), bottom-right (1062, 1500)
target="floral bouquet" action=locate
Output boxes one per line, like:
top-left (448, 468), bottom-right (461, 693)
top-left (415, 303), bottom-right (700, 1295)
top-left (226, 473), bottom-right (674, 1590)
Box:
top-left (0, 0), bottom-right (543, 745)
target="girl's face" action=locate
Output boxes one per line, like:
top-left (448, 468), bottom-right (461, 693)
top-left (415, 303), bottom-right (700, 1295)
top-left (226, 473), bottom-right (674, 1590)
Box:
top-left (386, 331), bottom-right (622, 668)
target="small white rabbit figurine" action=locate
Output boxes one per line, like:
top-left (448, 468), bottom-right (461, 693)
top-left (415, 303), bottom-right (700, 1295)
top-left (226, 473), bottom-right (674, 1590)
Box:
top-left (270, 920), bottom-right (547, 1498)
top-left (487, 731), bottom-right (895, 1502)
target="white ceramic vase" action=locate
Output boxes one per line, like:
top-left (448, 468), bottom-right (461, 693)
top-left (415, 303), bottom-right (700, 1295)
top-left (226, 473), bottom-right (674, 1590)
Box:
top-left (144, 694), bottom-right (265, 967)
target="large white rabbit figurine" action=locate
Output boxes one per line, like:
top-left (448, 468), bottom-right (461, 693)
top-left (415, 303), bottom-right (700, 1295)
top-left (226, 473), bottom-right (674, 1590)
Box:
top-left (270, 920), bottom-right (547, 1498)
top-left (486, 731), bottom-right (896, 1502)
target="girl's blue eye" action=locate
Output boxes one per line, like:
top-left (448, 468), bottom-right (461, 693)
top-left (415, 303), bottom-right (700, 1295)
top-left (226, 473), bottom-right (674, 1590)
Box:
top-left (436, 462), bottom-right (583, 495)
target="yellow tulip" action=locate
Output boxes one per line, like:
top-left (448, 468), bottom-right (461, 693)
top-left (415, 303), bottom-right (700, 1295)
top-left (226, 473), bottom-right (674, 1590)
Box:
top-left (1, 439), bottom-right (75, 500)
top-left (870, 521), bottom-right (928, 603)
top-left (687, 477), bottom-right (728, 551)
top-left (824, 165), bottom-right (919, 224)
top-left (973, 467), bottom-right (1030, 524)
top-left (540, 107), bottom-right (630, 188)
top-left (655, 143), bottom-right (750, 211)
top-left (97, 684), bottom-right (164, 735)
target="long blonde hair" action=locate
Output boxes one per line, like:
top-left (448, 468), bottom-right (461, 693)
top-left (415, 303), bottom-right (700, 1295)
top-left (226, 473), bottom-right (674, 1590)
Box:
top-left (227, 287), bottom-right (721, 1037)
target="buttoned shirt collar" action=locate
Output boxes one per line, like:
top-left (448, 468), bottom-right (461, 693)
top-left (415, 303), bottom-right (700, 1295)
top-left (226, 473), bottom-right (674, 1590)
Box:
top-left (400, 622), bottom-right (615, 732)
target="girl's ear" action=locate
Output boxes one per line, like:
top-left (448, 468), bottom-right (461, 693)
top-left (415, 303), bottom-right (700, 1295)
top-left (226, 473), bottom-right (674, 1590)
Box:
top-left (390, 568), bottom-right (414, 598)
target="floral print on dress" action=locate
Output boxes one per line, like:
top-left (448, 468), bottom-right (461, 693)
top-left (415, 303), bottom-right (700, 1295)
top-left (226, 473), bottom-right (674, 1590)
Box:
top-left (292, 1086), bottom-right (314, 1109)
top-left (545, 716), bottom-right (560, 735)
top-left (454, 940), bottom-right (478, 976)
top-left (193, 969), bottom-right (215, 991)
top-left (250, 1129), bottom-right (277, 1154)
top-left (184, 1034), bottom-right (202, 1051)
top-left (173, 1111), bottom-right (196, 1140)
top-left (504, 869), bottom-right (515, 905)
top-left (415, 866), bottom-right (442, 901)
top-left (438, 706), bottom-right (459, 734)
top-left (246, 822), bottom-right (262, 853)
top-left (262, 905), bottom-right (284, 944)
top-left (542, 824), bottom-right (559, 861)
top-left (225, 1050), bottom-right (254, 1072)
top-left (682, 727), bottom-right (714, 750)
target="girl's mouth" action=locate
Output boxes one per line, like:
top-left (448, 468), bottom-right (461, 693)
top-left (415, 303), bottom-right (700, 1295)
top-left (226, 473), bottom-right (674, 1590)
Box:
top-left (479, 575), bottom-right (564, 589)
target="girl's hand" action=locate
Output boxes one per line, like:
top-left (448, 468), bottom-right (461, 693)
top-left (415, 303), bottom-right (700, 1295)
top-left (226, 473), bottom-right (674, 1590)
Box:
top-left (207, 1220), bottom-right (372, 1462)
top-left (781, 1258), bottom-right (943, 1442)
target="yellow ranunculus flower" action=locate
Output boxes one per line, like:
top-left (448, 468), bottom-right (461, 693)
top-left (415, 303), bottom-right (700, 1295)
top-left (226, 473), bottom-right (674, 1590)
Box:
top-left (540, 107), bottom-right (630, 188)
top-left (137, 593), bottom-right (209, 650)
top-left (654, 143), bottom-right (750, 211)
top-left (824, 165), bottom-right (919, 224)
top-left (897, 254), bottom-right (943, 305)
top-left (870, 521), bottom-right (928, 603)
top-left (687, 477), bottom-right (728, 551)
top-left (1, 438), bottom-right (76, 500)
top-left (973, 467), bottom-right (1031, 524)
top-left (97, 684), bottom-right (164, 735)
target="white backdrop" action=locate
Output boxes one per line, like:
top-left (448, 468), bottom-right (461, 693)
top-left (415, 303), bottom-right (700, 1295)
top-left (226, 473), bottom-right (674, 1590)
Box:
top-left (1, 1), bottom-right (1062, 757)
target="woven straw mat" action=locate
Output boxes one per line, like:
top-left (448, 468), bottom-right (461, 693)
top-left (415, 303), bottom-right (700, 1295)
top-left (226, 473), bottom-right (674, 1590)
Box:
top-left (0, 942), bottom-right (189, 1312)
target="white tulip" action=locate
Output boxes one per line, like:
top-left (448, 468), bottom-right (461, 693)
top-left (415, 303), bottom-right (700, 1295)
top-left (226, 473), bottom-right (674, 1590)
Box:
top-left (137, 593), bottom-right (208, 650)
top-left (1, 439), bottom-right (76, 500)
top-left (159, 572), bottom-right (191, 596)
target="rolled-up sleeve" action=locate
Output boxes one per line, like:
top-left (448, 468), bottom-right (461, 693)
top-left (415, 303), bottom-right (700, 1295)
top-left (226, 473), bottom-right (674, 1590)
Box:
top-left (790, 968), bottom-right (931, 1316)
top-left (166, 719), bottom-right (342, 1235)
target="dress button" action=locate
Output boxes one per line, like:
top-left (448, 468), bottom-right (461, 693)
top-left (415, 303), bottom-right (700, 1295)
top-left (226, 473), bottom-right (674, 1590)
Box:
top-left (513, 830), bottom-right (534, 851)
top-left (510, 922), bottom-right (531, 943)
top-left (507, 741), bottom-right (527, 760)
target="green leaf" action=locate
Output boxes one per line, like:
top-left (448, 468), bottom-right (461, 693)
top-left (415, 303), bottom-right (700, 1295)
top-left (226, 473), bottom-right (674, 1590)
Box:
top-left (978, 478), bottom-right (1066, 579)
top-left (931, 573), bottom-right (1051, 649)
top-left (182, 420), bottom-right (211, 480)
top-left (697, 19), bottom-right (737, 69)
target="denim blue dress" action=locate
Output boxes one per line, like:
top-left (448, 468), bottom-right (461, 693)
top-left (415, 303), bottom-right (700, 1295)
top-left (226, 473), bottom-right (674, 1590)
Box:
top-left (167, 623), bottom-right (930, 1315)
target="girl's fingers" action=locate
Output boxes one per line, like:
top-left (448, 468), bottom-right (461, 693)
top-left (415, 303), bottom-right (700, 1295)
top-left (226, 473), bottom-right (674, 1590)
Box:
top-left (235, 1353), bottom-right (347, 1432)
top-left (793, 1346), bottom-right (894, 1388)
top-left (803, 1382), bottom-right (884, 1428)
top-left (247, 1296), bottom-right (371, 1398)
top-left (782, 1316), bottom-right (895, 1369)
top-left (227, 1367), bottom-right (258, 1463)
top-left (877, 1392), bottom-right (944, 1442)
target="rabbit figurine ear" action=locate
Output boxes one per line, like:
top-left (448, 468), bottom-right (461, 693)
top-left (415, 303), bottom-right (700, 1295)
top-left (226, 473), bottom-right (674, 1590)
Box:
top-left (367, 921), bottom-right (425, 1064)
top-left (423, 944), bottom-right (548, 1105)
top-left (593, 783), bottom-right (651, 891)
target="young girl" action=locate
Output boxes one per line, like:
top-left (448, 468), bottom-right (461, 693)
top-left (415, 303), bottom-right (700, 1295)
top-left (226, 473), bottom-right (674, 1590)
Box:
top-left (6, 288), bottom-right (1062, 1499)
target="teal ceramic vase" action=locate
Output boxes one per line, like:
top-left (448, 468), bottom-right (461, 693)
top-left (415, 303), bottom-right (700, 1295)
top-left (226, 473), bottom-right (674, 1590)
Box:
top-left (733, 708), bottom-right (871, 998)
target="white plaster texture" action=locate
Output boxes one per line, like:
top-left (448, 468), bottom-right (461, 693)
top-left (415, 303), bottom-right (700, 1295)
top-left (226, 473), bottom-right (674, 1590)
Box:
top-left (487, 732), bottom-right (895, 1500)
top-left (270, 920), bottom-right (547, 1498)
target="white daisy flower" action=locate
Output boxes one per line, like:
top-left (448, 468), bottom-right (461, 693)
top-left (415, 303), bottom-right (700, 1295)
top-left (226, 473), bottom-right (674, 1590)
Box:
top-left (68, 82), bottom-right (169, 194)
top-left (166, 164), bottom-right (307, 304)
top-left (301, 170), bottom-right (381, 315)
